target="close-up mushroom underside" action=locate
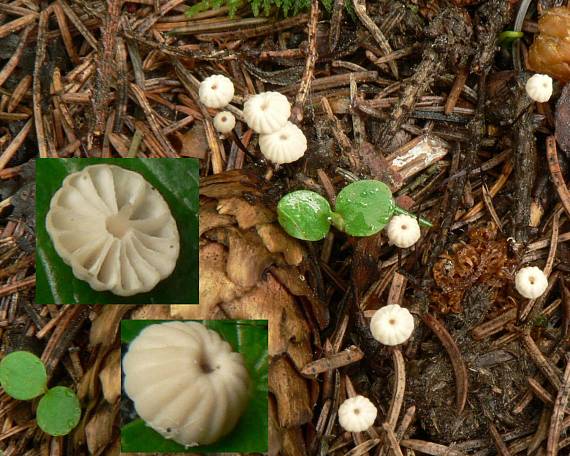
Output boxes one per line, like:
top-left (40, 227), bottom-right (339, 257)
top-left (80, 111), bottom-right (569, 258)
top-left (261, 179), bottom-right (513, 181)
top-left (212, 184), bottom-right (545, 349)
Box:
top-left (0, 0), bottom-right (570, 455)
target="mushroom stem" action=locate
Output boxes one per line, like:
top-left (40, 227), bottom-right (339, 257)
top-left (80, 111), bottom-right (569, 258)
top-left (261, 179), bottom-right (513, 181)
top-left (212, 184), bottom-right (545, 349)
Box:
top-left (393, 206), bottom-right (432, 228)
top-left (230, 130), bottom-right (257, 161)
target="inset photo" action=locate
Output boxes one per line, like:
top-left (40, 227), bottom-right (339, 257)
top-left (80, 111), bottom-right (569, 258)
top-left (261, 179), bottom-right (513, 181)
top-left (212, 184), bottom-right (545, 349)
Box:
top-left (120, 319), bottom-right (268, 453)
top-left (35, 158), bottom-right (199, 304)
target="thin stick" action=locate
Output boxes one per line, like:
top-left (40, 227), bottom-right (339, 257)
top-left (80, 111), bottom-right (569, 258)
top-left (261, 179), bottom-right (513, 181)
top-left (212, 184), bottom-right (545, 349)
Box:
top-left (0, 120), bottom-right (32, 172)
top-left (0, 25), bottom-right (33, 87)
top-left (386, 349), bottom-right (406, 429)
top-left (547, 358), bottom-right (570, 456)
top-left (423, 314), bottom-right (468, 413)
top-left (546, 136), bottom-right (570, 219)
top-left (33, 9), bottom-right (49, 158)
top-left (521, 333), bottom-right (561, 389)
top-left (382, 423), bottom-right (404, 456)
top-left (352, 0), bottom-right (397, 78)
top-left (292, 0), bottom-right (318, 122)
top-left (91, 0), bottom-right (122, 143)
top-left (229, 131), bottom-right (256, 161)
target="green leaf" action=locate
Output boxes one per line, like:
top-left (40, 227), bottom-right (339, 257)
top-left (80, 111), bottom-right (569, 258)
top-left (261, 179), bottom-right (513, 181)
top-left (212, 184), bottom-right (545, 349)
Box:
top-left (35, 158), bottom-right (199, 305)
top-left (277, 190), bottom-right (332, 240)
top-left (334, 180), bottom-right (395, 236)
top-left (121, 320), bottom-right (268, 453)
top-left (36, 386), bottom-right (81, 436)
top-left (0, 351), bottom-right (47, 400)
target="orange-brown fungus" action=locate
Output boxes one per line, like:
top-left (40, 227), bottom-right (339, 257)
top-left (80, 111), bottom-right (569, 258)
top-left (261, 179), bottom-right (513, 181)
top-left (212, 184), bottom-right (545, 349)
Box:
top-left (528, 7), bottom-right (570, 82)
top-left (431, 223), bottom-right (518, 313)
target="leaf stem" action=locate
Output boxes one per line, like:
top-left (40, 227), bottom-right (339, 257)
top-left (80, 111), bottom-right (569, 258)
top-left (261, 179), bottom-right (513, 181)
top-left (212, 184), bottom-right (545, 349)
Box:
top-left (393, 206), bottom-right (433, 228)
top-left (330, 211), bottom-right (345, 232)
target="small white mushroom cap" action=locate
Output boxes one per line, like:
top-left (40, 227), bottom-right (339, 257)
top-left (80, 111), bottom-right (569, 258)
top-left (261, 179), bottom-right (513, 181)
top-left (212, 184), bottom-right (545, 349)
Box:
top-left (515, 266), bottom-right (548, 299)
top-left (243, 92), bottom-right (291, 134)
top-left (213, 111), bottom-right (236, 134)
top-left (123, 321), bottom-right (250, 446)
top-left (199, 74), bottom-right (235, 109)
top-left (370, 304), bottom-right (414, 346)
top-left (525, 74), bottom-right (553, 103)
top-left (386, 214), bottom-right (421, 248)
top-left (46, 164), bottom-right (180, 296)
top-left (259, 121), bottom-right (307, 164)
top-left (338, 395), bottom-right (377, 433)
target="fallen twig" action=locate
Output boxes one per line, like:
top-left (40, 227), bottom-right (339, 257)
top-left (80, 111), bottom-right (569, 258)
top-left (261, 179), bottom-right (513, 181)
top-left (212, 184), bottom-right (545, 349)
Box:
top-left (422, 313), bottom-right (468, 413)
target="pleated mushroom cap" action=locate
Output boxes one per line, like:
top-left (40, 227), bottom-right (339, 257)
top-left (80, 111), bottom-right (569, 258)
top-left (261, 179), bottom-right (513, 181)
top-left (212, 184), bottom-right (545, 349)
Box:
top-left (259, 121), bottom-right (307, 164)
top-left (370, 304), bottom-right (414, 346)
top-left (385, 214), bottom-right (421, 248)
top-left (123, 321), bottom-right (250, 447)
top-left (46, 164), bottom-right (179, 296)
top-left (338, 395), bottom-right (377, 432)
top-left (243, 92), bottom-right (291, 134)
top-left (515, 266), bottom-right (548, 299)
top-left (525, 74), bottom-right (553, 103)
top-left (213, 111), bottom-right (236, 134)
top-left (199, 75), bottom-right (235, 109)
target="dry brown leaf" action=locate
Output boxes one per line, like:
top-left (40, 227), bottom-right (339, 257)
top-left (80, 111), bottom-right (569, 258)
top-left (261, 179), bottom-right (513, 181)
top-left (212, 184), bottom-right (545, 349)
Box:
top-left (207, 227), bottom-right (279, 289)
top-left (220, 272), bottom-right (312, 369)
top-left (269, 356), bottom-right (312, 428)
top-left (178, 123), bottom-right (208, 159)
top-left (556, 83), bottom-right (570, 154)
top-left (269, 396), bottom-right (283, 456)
top-left (98, 349), bottom-right (121, 404)
top-left (85, 403), bottom-right (118, 456)
top-left (129, 304), bottom-right (172, 320)
top-left (90, 305), bottom-right (135, 348)
top-left (257, 224), bottom-right (304, 266)
top-left (200, 200), bottom-right (234, 236)
top-left (217, 197), bottom-right (275, 229)
top-left (200, 242), bottom-right (247, 310)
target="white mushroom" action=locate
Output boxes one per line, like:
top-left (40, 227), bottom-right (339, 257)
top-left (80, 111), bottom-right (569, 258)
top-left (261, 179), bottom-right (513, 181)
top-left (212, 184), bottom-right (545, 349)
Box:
top-left (46, 164), bottom-right (179, 296)
top-left (385, 214), bottom-right (421, 248)
top-left (370, 304), bottom-right (414, 346)
top-left (213, 111), bottom-right (236, 134)
top-left (258, 121), bottom-right (307, 164)
top-left (243, 91), bottom-right (291, 134)
top-left (123, 321), bottom-right (250, 447)
top-left (338, 395), bottom-right (377, 433)
top-left (515, 266), bottom-right (548, 299)
top-left (199, 74), bottom-right (235, 109)
top-left (525, 74), bottom-right (553, 103)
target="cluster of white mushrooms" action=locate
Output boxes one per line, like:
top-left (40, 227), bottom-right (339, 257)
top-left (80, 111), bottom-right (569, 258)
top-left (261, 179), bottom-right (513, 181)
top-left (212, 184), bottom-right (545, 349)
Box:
top-left (337, 264), bottom-right (548, 433)
top-left (199, 74), bottom-right (553, 437)
top-left (199, 74), bottom-right (307, 165)
top-left (525, 73), bottom-right (553, 103)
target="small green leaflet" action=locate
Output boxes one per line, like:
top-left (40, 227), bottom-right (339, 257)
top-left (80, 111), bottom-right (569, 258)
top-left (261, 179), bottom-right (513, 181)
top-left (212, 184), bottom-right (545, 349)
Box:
top-left (277, 190), bottom-right (332, 241)
top-left (0, 351), bottom-right (47, 400)
top-left (335, 180), bottom-right (396, 236)
top-left (37, 386), bottom-right (81, 436)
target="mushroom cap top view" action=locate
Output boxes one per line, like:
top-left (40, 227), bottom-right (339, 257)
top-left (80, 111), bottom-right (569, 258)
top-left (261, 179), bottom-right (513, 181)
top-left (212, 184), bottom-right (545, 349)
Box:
top-left (122, 321), bottom-right (250, 447)
top-left (46, 164), bottom-right (180, 296)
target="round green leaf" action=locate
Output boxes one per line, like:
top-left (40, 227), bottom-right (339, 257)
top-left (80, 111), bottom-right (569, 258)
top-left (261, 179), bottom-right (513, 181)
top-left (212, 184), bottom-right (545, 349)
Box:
top-left (35, 158), bottom-right (199, 305)
top-left (335, 180), bottom-right (395, 236)
top-left (0, 351), bottom-right (47, 400)
top-left (277, 190), bottom-right (332, 241)
top-left (121, 320), bottom-right (268, 453)
top-left (37, 386), bottom-right (81, 436)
